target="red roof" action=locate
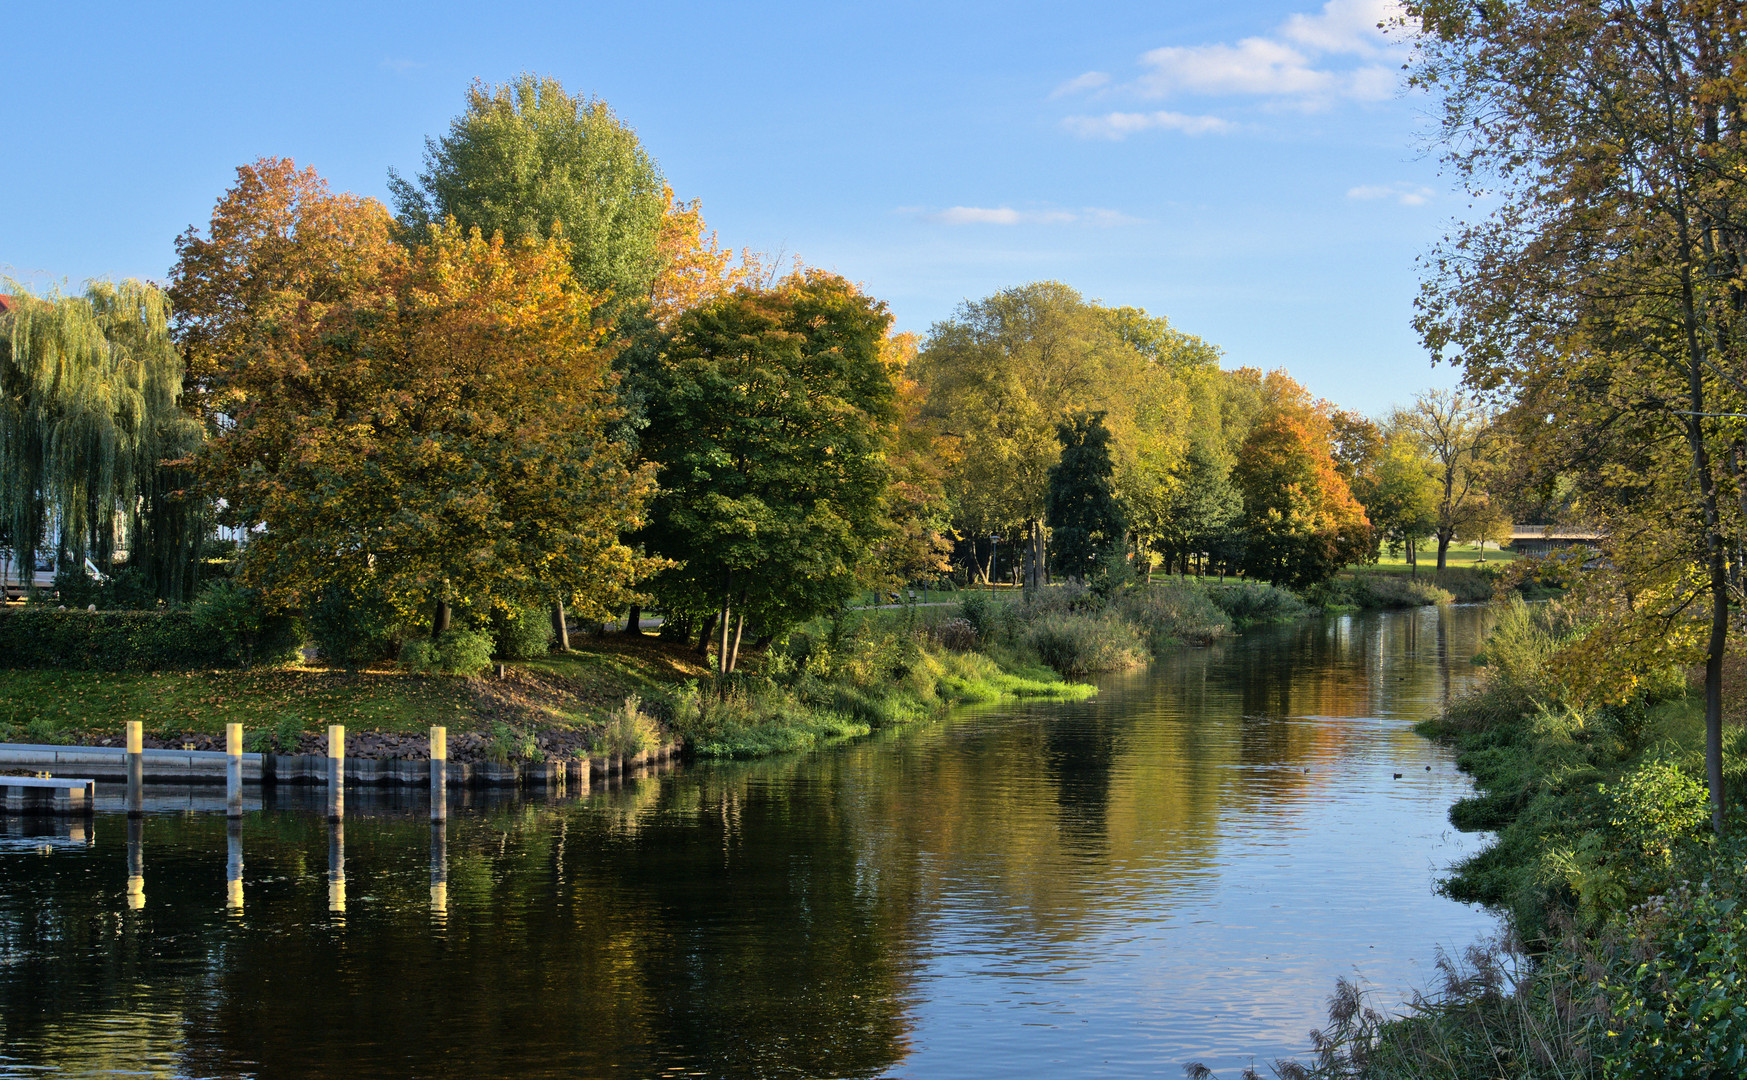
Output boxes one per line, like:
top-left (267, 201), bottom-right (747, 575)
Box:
top-left (0, 295), bottom-right (15, 314)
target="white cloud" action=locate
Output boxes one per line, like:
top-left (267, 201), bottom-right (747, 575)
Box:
top-left (1347, 182), bottom-right (1433, 205)
top-left (913, 206), bottom-right (1145, 226)
top-left (1280, 0), bottom-right (1402, 57)
top-left (1081, 0), bottom-right (1411, 115)
top-left (1062, 110), bottom-right (1233, 139)
top-left (1051, 71), bottom-right (1111, 98)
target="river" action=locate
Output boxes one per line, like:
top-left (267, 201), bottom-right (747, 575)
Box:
top-left (0, 605), bottom-right (1499, 1079)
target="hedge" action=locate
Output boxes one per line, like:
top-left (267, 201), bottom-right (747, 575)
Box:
top-left (0, 608), bottom-right (231, 670)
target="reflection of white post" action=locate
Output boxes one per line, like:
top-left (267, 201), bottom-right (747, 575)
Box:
top-left (326, 725), bottom-right (345, 822)
top-left (328, 821), bottom-right (346, 914)
top-left (126, 816), bottom-right (145, 910)
top-left (125, 720), bottom-right (144, 818)
top-left (430, 726), bottom-right (447, 823)
top-left (226, 723), bottom-right (244, 818)
top-left (226, 817), bottom-right (244, 913)
top-left (430, 821), bottom-right (448, 919)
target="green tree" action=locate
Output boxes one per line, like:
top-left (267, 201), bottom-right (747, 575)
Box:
top-left (635, 272), bottom-right (895, 674)
top-left (919, 283), bottom-right (1207, 589)
top-left (1408, 0), bottom-right (1747, 830)
top-left (1154, 443), bottom-right (1243, 577)
top-left (1393, 390), bottom-right (1498, 572)
top-left (1046, 412), bottom-right (1126, 581)
top-left (0, 281), bottom-right (205, 599)
top-left (1356, 437), bottom-right (1441, 572)
top-left (389, 74), bottom-right (667, 320)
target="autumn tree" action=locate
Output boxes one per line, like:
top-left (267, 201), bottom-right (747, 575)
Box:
top-left (1046, 412), bottom-right (1126, 581)
top-left (389, 74), bottom-right (667, 320)
top-left (1392, 390), bottom-right (1500, 571)
top-left (0, 281), bottom-right (205, 598)
top-left (1407, 0), bottom-right (1747, 830)
top-left (634, 273), bottom-right (895, 674)
top-left (866, 331), bottom-right (954, 590)
top-left (171, 161), bottom-right (657, 632)
top-left (1232, 405), bottom-right (1371, 588)
top-left (918, 283), bottom-right (1211, 589)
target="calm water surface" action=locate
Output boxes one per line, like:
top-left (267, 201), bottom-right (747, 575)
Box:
top-left (0, 606), bottom-right (1499, 1079)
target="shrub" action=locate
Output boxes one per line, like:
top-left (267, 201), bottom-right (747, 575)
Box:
top-left (1339, 572), bottom-right (1456, 609)
top-left (1203, 581), bottom-right (1310, 626)
top-left (1113, 585), bottom-right (1229, 649)
top-left (308, 580), bottom-right (402, 670)
top-left (189, 579), bottom-right (304, 667)
top-left (398, 628), bottom-right (493, 675)
top-left (485, 721), bottom-right (539, 763)
top-left (491, 604), bottom-right (553, 659)
top-left (0, 607), bottom-right (228, 670)
top-left (957, 592), bottom-right (1001, 641)
top-left (602, 694), bottom-right (660, 755)
top-left (1024, 612), bottom-right (1146, 675)
top-left (1600, 884), bottom-right (1747, 1079)
top-left (1436, 565), bottom-right (1501, 602)
top-left (50, 565), bottom-right (161, 610)
top-left (923, 617), bottom-right (979, 652)
top-left (1605, 753), bottom-right (1710, 865)
top-left (399, 639), bottom-right (440, 673)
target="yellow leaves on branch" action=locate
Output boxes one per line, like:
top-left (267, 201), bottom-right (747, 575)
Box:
top-left (171, 157), bottom-right (661, 619)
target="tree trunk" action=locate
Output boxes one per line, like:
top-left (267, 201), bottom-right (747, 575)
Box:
top-left (1436, 531), bottom-right (1451, 572)
top-left (1407, 537), bottom-right (1418, 577)
top-left (551, 599), bottom-right (570, 652)
top-left (624, 604), bottom-right (642, 636)
top-left (433, 600), bottom-right (451, 637)
top-left (696, 613), bottom-right (718, 658)
top-left (717, 571), bottom-right (734, 676)
top-left (728, 611), bottom-right (746, 673)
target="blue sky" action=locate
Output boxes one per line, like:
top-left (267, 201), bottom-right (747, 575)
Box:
top-left (3, 0), bottom-right (1459, 414)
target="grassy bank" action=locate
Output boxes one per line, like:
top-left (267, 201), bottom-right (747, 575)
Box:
top-left (0, 618), bottom-right (1094, 762)
top-left (1198, 599), bottom-right (1747, 1079)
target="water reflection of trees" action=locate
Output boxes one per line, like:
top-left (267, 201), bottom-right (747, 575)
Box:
top-left (0, 608), bottom-right (1499, 1079)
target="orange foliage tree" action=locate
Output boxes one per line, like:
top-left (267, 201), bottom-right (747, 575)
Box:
top-left (171, 159), bottom-right (658, 630)
top-left (1232, 374), bottom-right (1371, 587)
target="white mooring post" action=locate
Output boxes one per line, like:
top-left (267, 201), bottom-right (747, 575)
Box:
top-left (126, 816), bottom-right (145, 910)
top-left (430, 725), bottom-right (447, 823)
top-left (225, 723), bottom-right (244, 818)
top-left (430, 821), bottom-right (448, 919)
top-left (125, 720), bottom-right (144, 818)
top-left (328, 821), bottom-right (346, 914)
top-left (326, 724), bottom-right (345, 822)
top-left (226, 817), bottom-right (244, 913)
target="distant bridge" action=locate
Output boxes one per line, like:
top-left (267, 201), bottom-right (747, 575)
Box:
top-left (1508, 527), bottom-right (1605, 556)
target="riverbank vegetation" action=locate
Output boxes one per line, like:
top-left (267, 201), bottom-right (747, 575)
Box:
top-left (1185, 0), bottom-right (1747, 1069)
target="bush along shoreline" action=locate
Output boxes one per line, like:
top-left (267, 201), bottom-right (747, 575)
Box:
top-left (1190, 597), bottom-right (1747, 1080)
top-left (0, 563), bottom-right (1526, 769)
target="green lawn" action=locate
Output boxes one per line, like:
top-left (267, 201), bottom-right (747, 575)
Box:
top-left (1366, 541), bottom-right (1518, 574)
top-left (0, 635), bottom-right (711, 745)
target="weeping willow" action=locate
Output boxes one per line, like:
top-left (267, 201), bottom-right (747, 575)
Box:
top-left (0, 280), bottom-right (206, 599)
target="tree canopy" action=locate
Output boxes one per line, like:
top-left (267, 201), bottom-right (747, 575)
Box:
top-left (1046, 411), bottom-right (1126, 581)
top-left (634, 271), bottom-right (896, 672)
top-left (0, 281), bottom-right (204, 597)
top-left (171, 160), bottom-right (657, 625)
top-left (1408, 0), bottom-right (1747, 828)
top-left (389, 74), bottom-right (668, 319)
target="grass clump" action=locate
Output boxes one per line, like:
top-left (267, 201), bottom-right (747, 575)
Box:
top-left (1023, 612), bottom-right (1147, 675)
top-left (1326, 572), bottom-right (1457, 610)
top-left (601, 694), bottom-right (660, 755)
